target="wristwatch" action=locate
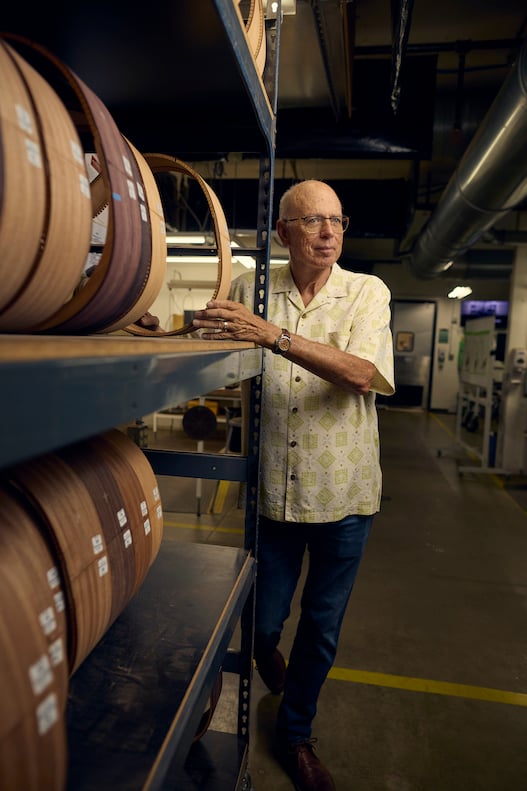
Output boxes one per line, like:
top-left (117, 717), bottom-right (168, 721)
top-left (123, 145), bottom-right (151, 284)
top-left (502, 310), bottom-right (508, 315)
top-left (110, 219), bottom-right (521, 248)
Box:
top-left (272, 328), bottom-right (292, 355)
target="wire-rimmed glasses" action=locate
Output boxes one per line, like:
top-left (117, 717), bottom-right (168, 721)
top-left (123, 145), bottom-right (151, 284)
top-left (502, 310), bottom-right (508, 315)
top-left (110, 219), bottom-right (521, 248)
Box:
top-left (282, 215), bottom-right (350, 234)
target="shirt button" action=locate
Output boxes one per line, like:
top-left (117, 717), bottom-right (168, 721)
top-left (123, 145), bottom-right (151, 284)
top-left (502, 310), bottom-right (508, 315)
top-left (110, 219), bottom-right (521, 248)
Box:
top-left (295, 376), bottom-right (301, 382)
top-left (290, 474), bottom-right (296, 480)
top-left (291, 441), bottom-right (297, 447)
top-left (292, 407), bottom-right (298, 413)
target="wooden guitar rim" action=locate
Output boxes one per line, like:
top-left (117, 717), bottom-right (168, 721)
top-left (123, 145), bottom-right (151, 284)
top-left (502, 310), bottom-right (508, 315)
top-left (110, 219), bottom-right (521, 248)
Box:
top-left (83, 431), bottom-right (163, 595)
top-left (0, 41), bottom-right (48, 317)
top-left (7, 452), bottom-right (114, 675)
top-left (245, 0), bottom-right (267, 76)
top-left (235, 0), bottom-right (266, 77)
top-left (2, 35), bottom-right (150, 334)
top-left (0, 40), bottom-right (92, 331)
top-left (125, 154), bottom-right (233, 337)
top-left (53, 441), bottom-right (139, 656)
top-left (8, 430), bottom-right (162, 674)
top-left (0, 486), bottom-right (68, 791)
top-left (92, 429), bottom-right (164, 564)
top-left (95, 139), bottom-right (167, 334)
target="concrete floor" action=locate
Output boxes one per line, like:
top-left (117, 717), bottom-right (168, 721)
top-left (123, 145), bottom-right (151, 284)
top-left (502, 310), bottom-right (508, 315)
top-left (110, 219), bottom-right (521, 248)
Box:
top-left (148, 406), bottom-right (527, 791)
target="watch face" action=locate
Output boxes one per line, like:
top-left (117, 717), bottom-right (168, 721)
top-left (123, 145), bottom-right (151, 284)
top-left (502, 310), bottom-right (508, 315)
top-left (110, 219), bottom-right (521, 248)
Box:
top-left (273, 330), bottom-right (291, 354)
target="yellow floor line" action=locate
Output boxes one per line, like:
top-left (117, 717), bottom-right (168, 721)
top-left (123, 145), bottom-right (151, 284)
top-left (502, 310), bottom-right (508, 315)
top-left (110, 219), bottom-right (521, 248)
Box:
top-left (328, 665), bottom-right (527, 707)
top-left (164, 514), bottom-right (526, 706)
top-left (430, 412), bottom-right (527, 512)
top-left (430, 412), bottom-right (484, 467)
top-left (429, 411), bottom-right (458, 442)
top-left (163, 517), bottom-right (244, 535)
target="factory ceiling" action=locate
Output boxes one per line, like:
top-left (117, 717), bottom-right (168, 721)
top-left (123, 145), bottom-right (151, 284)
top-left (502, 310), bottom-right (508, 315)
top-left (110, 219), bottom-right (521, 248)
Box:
top-left (261, 0), bottom-right (527, 279)
top-left (2, 1), bottom-right (527, 281)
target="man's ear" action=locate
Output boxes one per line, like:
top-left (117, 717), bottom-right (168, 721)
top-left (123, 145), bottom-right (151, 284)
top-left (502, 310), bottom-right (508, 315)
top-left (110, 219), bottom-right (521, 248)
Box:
top-left (276, 219), bottom-right (289, 246)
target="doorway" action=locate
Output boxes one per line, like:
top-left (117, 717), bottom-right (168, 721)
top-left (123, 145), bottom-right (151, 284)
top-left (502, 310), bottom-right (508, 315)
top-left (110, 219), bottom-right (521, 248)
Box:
top-left (379, 300), bottom-right (436, 409)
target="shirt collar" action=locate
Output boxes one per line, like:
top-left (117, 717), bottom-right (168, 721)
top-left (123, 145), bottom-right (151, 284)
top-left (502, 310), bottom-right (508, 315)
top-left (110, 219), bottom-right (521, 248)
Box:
top-left (270, 261), bottom-right (348, 297)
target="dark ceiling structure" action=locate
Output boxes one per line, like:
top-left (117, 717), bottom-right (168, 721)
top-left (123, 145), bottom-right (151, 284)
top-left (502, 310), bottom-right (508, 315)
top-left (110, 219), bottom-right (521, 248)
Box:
top-left (270, 0), bottom-right (527, 279)
top-left (206, 0), bottom-right (527, 281)
top-left (2, 0), bottom-right (527, 281)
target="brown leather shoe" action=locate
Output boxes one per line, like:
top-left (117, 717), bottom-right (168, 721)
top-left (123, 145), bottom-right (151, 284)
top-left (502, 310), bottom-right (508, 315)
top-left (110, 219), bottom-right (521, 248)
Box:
top-left (277, 738), bottom-right (336, 791)
top-left (255, 648), bottom-right (286, 694)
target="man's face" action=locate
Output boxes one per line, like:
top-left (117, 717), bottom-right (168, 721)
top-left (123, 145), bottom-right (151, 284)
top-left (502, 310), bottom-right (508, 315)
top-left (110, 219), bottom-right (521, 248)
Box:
top-left (277, 182), bottom-right (345, 271)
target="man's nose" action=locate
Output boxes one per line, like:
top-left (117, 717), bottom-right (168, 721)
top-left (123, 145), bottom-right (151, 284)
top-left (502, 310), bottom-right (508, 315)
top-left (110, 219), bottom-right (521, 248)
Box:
top-left (319, 218), bottom-right (335, 234)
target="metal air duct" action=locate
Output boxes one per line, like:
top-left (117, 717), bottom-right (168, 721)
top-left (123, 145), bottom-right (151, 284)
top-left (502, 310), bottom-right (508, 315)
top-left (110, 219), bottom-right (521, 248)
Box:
top-left (409, 36), bottom-right (527, 279)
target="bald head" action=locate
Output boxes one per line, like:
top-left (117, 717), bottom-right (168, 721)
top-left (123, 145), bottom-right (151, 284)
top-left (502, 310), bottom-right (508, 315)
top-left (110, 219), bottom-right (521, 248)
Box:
top-left (278, 180), bottom-right (343, 219)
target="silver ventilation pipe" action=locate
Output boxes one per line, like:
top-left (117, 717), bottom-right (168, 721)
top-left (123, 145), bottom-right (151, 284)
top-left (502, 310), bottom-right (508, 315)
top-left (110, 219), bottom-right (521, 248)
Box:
top-left (409, 37), bottom-right (527, 279)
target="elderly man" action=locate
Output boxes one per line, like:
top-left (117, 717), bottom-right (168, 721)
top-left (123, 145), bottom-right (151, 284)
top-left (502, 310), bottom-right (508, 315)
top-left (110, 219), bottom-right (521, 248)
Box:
top-left (193, 179), bottom-right (395, 790)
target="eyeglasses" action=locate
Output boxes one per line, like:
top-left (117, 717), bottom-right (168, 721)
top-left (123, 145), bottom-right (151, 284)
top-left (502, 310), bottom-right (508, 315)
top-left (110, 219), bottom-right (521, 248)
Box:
top-left (282, 215), bottom-right (350, 234)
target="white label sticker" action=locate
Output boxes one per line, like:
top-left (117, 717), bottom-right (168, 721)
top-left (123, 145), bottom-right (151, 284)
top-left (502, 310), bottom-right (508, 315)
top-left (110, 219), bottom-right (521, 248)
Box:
top-left (123, 528), bottom-right (132, 548)
top-left (98, 555), bottom-right (109, 577)
top-left (39, 606), bottom-right (57, 636)
top-left (143, 518), bottom-right (151, 536)
top-left (92, 534), bottom-right (104, 555)
top-left (140, 500), bottom-right (148, 517)
top-left (79, 173), bottom-right (90, 198)
top-left (16, 103), bottom-right (33, 134)
top-left (156, 504), bottom-right (163, 520)
top-left (47, 566), bottom-right (60, 590)
top-left (123, 155), bottom-right (133, 177)
top-left (153, 486), bottom-right (160, 502)
top-left (29, 654), bottom-right (53, 696)
top-left (49, 637), bottom-right (64, 668)
top-left (127, 178), bottom-right (136, 200)
top-left (25, 138), bottom-right (42, 168)
top-left (54, 590), bottom-right (65, 614)
top-left (137, 182), bottom-right (145, 202)
top-left (140, 204), bottom-right (147, 222)
top-left (117, 508), bottom-right (127, 527)
top-left (70, 139), bottom-right (83, 164)
top-left (36, 693), bottom-right (59, 735)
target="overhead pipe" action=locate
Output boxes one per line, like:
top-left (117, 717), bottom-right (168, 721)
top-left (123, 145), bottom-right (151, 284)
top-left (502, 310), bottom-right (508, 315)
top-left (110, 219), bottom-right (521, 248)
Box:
top-left (409, 36), bottom-right (527, 278)
top-left (446, 248), bottom-right (515, 279)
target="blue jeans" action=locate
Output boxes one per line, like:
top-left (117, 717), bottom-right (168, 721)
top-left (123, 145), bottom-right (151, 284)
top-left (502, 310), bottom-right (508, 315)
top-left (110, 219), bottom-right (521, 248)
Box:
top-left (254, 513), bottom-right (374, 744)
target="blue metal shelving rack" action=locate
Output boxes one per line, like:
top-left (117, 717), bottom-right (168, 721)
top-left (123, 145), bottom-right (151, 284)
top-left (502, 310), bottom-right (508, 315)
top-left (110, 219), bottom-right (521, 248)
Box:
top-left (0, 0), bottom-right (281, 787)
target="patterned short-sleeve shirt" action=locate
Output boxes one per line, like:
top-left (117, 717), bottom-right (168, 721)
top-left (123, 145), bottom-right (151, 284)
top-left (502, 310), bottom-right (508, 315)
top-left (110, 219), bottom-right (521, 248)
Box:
top-left (230, 263), bottom-right (395, 523)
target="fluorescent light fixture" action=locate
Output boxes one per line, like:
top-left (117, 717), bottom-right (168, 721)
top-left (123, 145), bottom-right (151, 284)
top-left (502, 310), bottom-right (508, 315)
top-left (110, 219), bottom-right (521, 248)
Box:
top-left (166, 255), bottom-right (272, 269)
top-left (167, 256), bottom-right (219, 264)
top-left (448, 285), bottom-right (473, 299)
top-left (166, 234), bottom-right (207, 245)
top-left (167, 279), bottom-right (217, 289)
top-left (234, 255), bottom-right (256, 269)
